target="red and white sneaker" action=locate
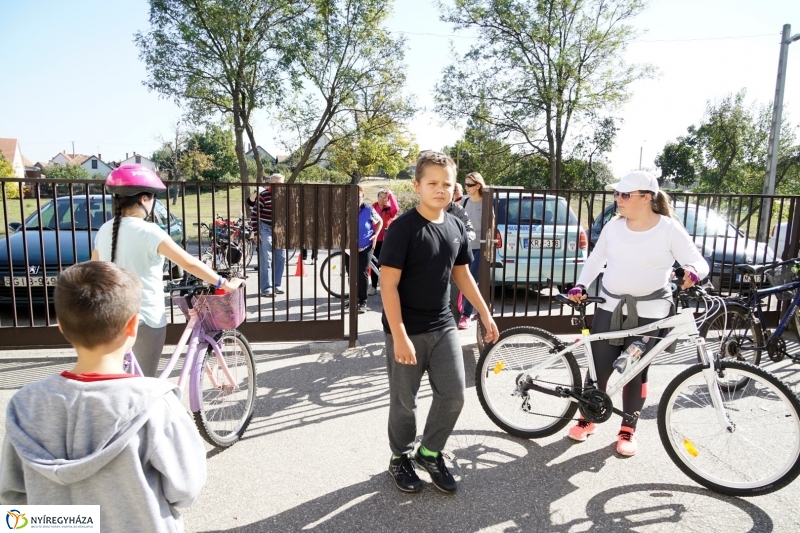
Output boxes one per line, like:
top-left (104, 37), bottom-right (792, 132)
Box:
top-left (616, 426), bottom-right (638, 456)
top-left (457, 316), bottom-right (470, 330)
top-left (567, 418), bottom-right (596, 442)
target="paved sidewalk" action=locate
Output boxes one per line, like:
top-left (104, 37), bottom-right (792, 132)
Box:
top-left (2, 310), bottom-right (800, 532)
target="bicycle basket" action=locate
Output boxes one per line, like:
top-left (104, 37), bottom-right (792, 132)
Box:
top-left (765, 263), bottom-right (800, 300)
top-left (172, 286), bottom-right (246, 330)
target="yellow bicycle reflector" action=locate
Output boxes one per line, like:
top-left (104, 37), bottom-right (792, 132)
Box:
top-left (332, 264), bottom-right (338, 271)
top-left (683, 439), bottom-right (699, 457)
top-left (493, 361), bottom-right (505, 374)
top-left (582, 329), bottom-right (590, 335)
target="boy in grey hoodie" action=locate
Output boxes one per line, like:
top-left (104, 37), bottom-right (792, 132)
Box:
top-left (0, 261), bottom-right (206, 533)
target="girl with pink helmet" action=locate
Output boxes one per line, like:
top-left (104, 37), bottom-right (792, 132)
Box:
top-left (91, 164), bottom-right (242, 377)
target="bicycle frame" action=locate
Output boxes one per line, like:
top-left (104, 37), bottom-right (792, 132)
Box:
top-left (742, 279), bottom-right (800, 344)
top-left (526, 308), bottom-right (732, 428)
top-left (127, 300), bottom-right (239, 413)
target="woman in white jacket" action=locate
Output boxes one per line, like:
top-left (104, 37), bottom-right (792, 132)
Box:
top-left (566, 171), bottom-right (709, 457)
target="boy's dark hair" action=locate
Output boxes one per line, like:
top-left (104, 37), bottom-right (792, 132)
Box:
top-left (415, 150), bottom-right (457, 182)
top-left (55, 262), bottom-right (142, 348)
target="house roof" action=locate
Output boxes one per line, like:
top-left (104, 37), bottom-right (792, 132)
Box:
top-left (0, 138), bottom-right (19, 163)
top-left (22, 156), bottom-right (33, 167)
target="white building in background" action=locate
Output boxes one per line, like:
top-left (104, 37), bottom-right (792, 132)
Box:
top-left (47, 151), bottom-right (115, 177)
top-left (0, 138), bottom-right (26, 178)
top-left (119, 153), bottom-right (157, 171)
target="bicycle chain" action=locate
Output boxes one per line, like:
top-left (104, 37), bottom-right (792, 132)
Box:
top-left (517, 374), bottom-right (586, 422)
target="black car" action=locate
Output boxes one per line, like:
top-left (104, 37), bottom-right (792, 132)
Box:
top-left (590, 202), bottom-right (776, 287)
top-left (0, 195), bottom-right (184, 305)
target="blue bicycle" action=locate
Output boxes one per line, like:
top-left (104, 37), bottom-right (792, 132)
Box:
top-left (702, 257), bottom-right (800, 367)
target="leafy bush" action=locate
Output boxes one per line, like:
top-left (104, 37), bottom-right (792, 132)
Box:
top-left (390, 180), bottom-right (418, 213)
top-left (4, 182), bottom-right (20, 199)
top-left (297, 165), bottom-right (351, 184)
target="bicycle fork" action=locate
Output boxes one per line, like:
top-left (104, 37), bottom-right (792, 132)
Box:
top-left (696, 338), bottom-right (736, 433)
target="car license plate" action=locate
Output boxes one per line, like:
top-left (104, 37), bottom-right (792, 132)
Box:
top-left (3, 276), bottom-right (58, 287)
top-left (742, 274), bottom-right (762, 283)
top-left (523, 238), bottom-right (561, 249)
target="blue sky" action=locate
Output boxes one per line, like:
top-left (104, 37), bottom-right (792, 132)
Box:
top-left (1, 0), bottom-right (799, 176)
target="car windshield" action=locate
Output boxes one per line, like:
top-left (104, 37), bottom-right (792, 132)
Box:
top-left (676, 206), bottom-right (739, 238)
top-left (498, 197), bottom-right (577, 225)
top-left (24, 198), bottom-right (110, 231)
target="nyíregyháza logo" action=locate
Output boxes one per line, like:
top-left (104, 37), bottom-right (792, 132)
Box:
top-left (5, 510), bottom-right (28, 530)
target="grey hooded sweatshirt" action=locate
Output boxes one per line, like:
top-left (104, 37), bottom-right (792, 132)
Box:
top-left (0, 374), bottom-right (206, 533)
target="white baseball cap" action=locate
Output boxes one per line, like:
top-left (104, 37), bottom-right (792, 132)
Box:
top-left (607, 171), bottom-right (659, 194)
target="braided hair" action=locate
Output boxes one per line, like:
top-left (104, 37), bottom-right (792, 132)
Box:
top-left (110, 193), bottom-right (154, 263)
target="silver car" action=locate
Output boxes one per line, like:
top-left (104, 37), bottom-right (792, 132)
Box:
top-left (491, 193), bottom-right (588, 291)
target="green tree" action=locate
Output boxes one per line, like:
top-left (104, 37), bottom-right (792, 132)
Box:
top-left (654, 135), bottom-right (697, 189)
top-left (436, 0), bottom-right (650, 189)
top-left (331, 126), bottom-right (417, 183)
top-left (0, 154), bottom-right (14, 177)
top-left (177, 150), bottom-right (214, 182)
top-left (136, 0), bottom-right (310, 183)
top-left (445, 100), bottom-right (516, 184)
top-left (43, 164), bottom-right (90, 180)
top-left (655, 90), bottom-right (799, 195)
top-left (185, 125), bottom-right (239, 181)
top-left (277, 0), bottom-right (415, 183)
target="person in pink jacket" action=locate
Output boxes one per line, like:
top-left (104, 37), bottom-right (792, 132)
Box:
top-left (370, 188), bottom-right (399, 295)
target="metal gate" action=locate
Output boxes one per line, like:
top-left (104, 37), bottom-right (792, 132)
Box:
top-left (0, 178), bottom-right (359, 349)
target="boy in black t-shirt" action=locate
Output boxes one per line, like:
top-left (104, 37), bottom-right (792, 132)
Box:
top-left (380, 151), bottom-right (499, 494)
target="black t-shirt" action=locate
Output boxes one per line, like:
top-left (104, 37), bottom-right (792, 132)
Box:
top-left (380, 208), bottom-right (473, 335)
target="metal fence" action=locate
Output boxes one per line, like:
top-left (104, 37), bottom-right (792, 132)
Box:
top-left (0, 178), bottom-right (358, 348)
top-left (478, 187), bottom-right (800, 334)
top-left (2, 177), bottom-right (799, 347)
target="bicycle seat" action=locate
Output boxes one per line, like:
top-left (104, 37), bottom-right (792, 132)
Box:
top-left (554, 294), bottom-right (606, 307)
top-left (734, 264), bottom-right (769, 275)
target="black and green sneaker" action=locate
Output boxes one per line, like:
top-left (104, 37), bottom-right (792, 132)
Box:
top-left (388, 455), bottom-right (423, 493)
top-left (413, 450), bottom-right (457, 493)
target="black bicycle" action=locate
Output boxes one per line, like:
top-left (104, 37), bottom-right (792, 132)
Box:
top-left (701, 257), bottom-right (800, 366)
top-left (319, 250), bottom-right (380, 299)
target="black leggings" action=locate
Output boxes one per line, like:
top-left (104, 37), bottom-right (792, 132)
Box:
top-left (587, 308), bottom-right (666, 430)
top-left (370, 240), bottom-right (383, 289)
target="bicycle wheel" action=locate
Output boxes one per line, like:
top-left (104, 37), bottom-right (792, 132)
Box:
top-left (658, 360), bottom-right (800, 496)
top-left (699, 302), bottom-right (763, 389)
top-left (242, 235), bottom-right (256, 268)
top-left (476, 326), bottom-right (581, 438)
top-left (320, 251), bottom-right (350, 299)
top-left (194, 330), bottom-right (257, 447)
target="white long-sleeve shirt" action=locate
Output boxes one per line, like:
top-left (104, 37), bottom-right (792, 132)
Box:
top-left (577, 215), bottom-right (710, 318)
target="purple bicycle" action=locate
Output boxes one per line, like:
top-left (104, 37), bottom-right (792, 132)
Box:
top-left (125, 273), bottom-right (256, 447)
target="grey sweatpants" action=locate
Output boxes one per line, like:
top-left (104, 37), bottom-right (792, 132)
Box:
top-left (133, 322), bottom-right (167, 378)
top-left (386, 327), bottom-right (465, 456)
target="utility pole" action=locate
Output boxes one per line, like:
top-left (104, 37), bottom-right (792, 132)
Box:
top-left (760, 24), bottom-right (800, 241)
top-left (639, 146), bottom-right (643, 171)
top-left (72, 141), bottom-right (75, 158)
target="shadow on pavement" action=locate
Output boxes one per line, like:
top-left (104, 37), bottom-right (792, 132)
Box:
top-left (238, 331), bottom-right (478, 442)
top-left (200, 429), bottom-right (772, 533)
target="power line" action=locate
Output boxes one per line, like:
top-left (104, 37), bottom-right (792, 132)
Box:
top-left (636, 32), bottom-right (779, 43)
top-left (389, 29), bottom-right (780, 43)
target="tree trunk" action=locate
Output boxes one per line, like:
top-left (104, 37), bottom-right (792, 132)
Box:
top-left (231, 93), bottom-right (249, 184)
top-left (243, 121), bottom-right (263, 184)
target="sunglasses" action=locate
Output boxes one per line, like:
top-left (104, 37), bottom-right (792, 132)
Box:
top-left (464, 182), bottom-right (478, 188)
top-left (613, 191), bottom-right (648, 200)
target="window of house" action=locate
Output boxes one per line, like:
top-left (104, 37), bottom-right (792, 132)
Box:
top-left (91, 160), bottom-right (98, 169)
top-left (135, 155), bottom-right (141, 164)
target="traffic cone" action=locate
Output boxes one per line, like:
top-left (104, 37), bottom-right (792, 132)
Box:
top-left (294, 257), bottom-right (307, 277)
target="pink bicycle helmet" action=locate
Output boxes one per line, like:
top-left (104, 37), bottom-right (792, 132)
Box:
top-left (105, 164), bottom-right (166, 197)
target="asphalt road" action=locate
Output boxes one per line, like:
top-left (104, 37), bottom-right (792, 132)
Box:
top-left (2, 294), bottom-right (800, 532)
